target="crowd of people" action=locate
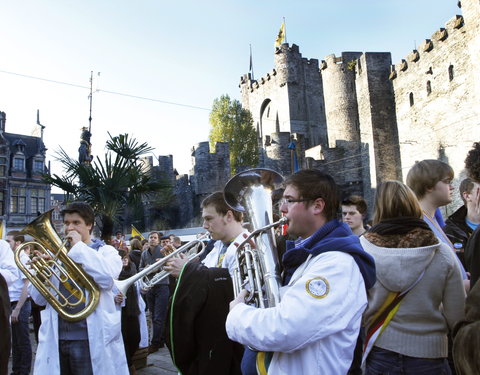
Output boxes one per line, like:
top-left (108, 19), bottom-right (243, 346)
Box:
top-left (0, 142), bottom-right (479, 375)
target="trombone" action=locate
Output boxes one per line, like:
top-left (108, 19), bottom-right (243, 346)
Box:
top-left (115, 234), bottom-right (208, 295)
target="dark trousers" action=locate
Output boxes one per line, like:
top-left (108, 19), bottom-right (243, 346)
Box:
top-left (121, 313), bottom-right (140, 367)
top-left (10, 299), bottom-right (32, 375)
top-left (30, 299), bottom-right (44, 344)
top-left (0, 275), bottom-right (11, 375)
top-left (146, 284), bottom-right (169, 347)
top-left (366, 347), bottom-right (452, 375)
top-left (59, 339), bottom-right (93, 375)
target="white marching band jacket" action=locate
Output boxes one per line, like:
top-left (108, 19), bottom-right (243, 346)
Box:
top-left (30, 241), bottom-right (129, 375)
top-left (226, 251), bottom-right (367, 375)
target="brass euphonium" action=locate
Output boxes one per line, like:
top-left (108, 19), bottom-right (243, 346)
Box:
top-left (15, 209), bottom-right (100, 322)
top-left (224, 168), bottom-right (286, 308)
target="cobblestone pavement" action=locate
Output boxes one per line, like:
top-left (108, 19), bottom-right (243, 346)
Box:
top-left (8, 324), bottom-right (178, 375)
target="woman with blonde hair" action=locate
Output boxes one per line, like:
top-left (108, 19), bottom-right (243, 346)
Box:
top-left (361, 180), bottom-right (465, 374)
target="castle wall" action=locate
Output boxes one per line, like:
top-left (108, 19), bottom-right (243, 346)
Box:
top-left (391, 9), bottom-right (480, 180)
top-left (175, 174), bottom-right (194, 226)
top-left (262, 132), bottom-right (305, 177)
top-left (190, 141), bottom-right (231, 213)
top-left (157, 155), bottom-right (175, 185)
top-left (355, 52), bottom-right (401, 204)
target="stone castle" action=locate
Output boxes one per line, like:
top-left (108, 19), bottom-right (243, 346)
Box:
top-left (148, 0), bottom-right (480, 228)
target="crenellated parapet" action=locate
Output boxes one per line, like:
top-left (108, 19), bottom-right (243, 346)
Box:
top-left (389, 15), bottom-right (465, 80)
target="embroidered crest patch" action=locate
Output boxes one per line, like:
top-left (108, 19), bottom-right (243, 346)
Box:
top-left (305, 277), bottom-right (329, 299)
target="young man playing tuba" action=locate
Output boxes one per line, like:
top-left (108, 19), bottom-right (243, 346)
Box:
top-left (30, 202), bottom-right (129, 375)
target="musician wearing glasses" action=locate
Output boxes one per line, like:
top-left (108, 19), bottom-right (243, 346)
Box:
top-left (30, 202), bottom-right (129, 375)
top-left (163, 191), bottom-right (246, 375)
top-left (226, 169), bottom-right (376, 375)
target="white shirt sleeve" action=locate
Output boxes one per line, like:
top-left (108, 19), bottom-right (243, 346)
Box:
top-left (226, 251), bottom-right (366, 353)
top-left (0, 239), bottom-right (19, 286)
top-left (68, 242), bottom-right (122, 290)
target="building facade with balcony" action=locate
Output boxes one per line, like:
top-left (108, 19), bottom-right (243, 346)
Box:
top-left (0, 111), bottom-right (50, 233)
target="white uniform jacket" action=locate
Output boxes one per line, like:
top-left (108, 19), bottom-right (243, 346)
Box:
top-left (30, 241), bottom-right (129, 375)
top-left (202, 230), bottom-right (249, 275)
top-left (226, 251), bottom-right (367, 375)
top-left (0, 239), bottom-right (18, 286)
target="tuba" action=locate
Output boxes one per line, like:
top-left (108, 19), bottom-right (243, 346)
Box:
top-left (224, 168), bottom-right (286, 308)
top-left (15, 209), bottom-right (100, 322)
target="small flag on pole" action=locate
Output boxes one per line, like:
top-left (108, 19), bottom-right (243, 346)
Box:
top-left (249, 44), bottom-right (254, 80)
top-left (275, 21), bottom-right (286, 47)
top-left (0, 219), bottom-right (5, 239)
top-left (131, 225), bottom-right (144, 240)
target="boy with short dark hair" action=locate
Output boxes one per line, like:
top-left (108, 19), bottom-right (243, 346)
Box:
top-left (342, 195), bottom-right (368, 236)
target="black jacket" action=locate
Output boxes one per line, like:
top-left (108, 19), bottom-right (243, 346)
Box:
top-left (166, 261), bottom-right (243, 375)
top-left (444, 205), bottom-right (474, 249)
top-left (0, 274), bottom-right (11, 375)
top-left (444, 205), bottom-right (473, 269)
top-left (465, 227), bottom-right (480, 288)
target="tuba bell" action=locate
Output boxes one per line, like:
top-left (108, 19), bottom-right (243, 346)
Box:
top-left (15, 209), bottom-right (100, 322)
top-left (224, 168), bottom-right (286, 308)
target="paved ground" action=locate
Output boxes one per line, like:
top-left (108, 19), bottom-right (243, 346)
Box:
top-left (137, 347), bottom-right (177, 375)
top-left (8, 323), bottom-right (178, 374)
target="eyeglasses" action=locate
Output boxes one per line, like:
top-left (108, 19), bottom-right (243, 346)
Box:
top-left (279, 197), bottom-right (312, 206)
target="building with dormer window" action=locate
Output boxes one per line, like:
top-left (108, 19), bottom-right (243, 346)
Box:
top-left (0, 111), bottom-right (50, 232)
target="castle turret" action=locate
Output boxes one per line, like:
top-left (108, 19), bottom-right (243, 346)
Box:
top-left (320, 52), bottom-right (362, 148)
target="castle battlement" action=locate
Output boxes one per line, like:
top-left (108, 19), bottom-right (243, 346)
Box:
top-left (320, 52), bottom-right (363, 73)
top-left (239, 44), bottom-right (320, 94)
top-left (390, 14), bottom-right (465, 79)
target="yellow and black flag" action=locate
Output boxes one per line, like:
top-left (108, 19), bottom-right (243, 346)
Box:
top-left (131, 225), bottom-right (145, 240)
top-left (275, 21), bottom-right (286, 47)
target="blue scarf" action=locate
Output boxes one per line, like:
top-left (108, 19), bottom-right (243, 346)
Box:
top-left (282, 219), bottom-right (376, 289)
top-left (88, 239), bottom-right (105, 251)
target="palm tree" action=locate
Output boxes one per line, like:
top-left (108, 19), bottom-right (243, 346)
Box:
top-left (44, 133), bottom-right (171, 242)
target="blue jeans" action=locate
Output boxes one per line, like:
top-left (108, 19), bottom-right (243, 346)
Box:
top-left (146, 284), bottom-right (169, 347)
top-left (59, 340), bottom-right (93, 375)
top-left (10, 299), bottom-right (32, 375)
top-left (366, 347), bottom-right (452, 375)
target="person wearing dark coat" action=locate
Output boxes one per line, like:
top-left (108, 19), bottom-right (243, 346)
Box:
top-left (115, 253), bottom-right (141, 375)
top-left (166, 262), bottom-right (243, 375)
top-left (163, 192), bottom-right (245, 375)
top-left (444, 178), bottom-right (479, 269)
top-left (0, 273), bottom-right (11, 375)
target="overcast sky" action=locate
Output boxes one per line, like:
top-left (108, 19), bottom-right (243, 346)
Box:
top-left (0, 0), bottom-right (460, 181)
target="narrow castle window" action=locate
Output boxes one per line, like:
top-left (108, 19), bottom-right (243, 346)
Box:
top-left (426, 81), bottom-right (432, 96)
top-left (448, 65), bottom-right (454, 81)
top-left (266, 107), bottom-right (270, 118)
top-left (409, 92), bottom-right (414, 107)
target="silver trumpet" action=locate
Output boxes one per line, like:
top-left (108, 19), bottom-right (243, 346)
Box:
top-left (224, 168), bottom-right (285, 308)
top-left (115, 234), bottom-right (208, 295)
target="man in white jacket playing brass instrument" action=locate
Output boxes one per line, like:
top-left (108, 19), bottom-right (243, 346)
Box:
top-left (226, 169), bottom-right (376, 375)
top-left (30, 202), bottom-right (128, 375)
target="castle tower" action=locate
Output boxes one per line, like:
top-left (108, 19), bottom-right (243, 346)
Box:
top-left (190, 141), bottom-right (231, 214)
top-left (320, 52), bottom-right (363, 148)
top-left (355, 52), bottom-right (401, 194)
top-left (239, 43), bottom-right (327, 155)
